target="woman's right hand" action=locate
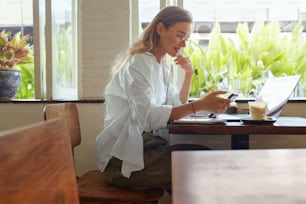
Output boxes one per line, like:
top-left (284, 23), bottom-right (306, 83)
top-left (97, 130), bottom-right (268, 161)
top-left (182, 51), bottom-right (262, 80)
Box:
top-left (169, 90), bottom-right (231, 121)
top-left (194, 91), bottom-right (230, 114)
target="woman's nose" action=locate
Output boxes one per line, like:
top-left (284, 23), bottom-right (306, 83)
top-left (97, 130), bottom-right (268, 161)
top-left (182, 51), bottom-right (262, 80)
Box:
top-left (179, 40), bottom-right (186, 48)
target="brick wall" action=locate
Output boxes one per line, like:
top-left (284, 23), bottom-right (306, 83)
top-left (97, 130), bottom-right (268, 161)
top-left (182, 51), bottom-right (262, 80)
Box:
top-left (81, 0), bottom-right (130, 98)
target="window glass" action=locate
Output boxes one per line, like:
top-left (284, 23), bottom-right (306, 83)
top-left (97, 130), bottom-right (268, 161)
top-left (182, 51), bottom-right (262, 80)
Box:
top-left (0, 0), bottom-right (35, 99)
top-left (0, 0), bottom-right (33, 26)
top-left (139, 0), bottom-right (160, 31)
top-left (185, 0), bottom-right (306, 22)
top-left (0, 0), bottom-right (78, 100)
top-left (52, 0), bottom-right (77, 99)
top-left (139, 1), bottom-right (306, 99)
top-left (184, 0), bottom-right (306, 98)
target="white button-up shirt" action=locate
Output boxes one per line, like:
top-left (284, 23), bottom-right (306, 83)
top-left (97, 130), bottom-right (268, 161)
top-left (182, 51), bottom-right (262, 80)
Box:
top-left (96, 52), bottom-right (182, 178)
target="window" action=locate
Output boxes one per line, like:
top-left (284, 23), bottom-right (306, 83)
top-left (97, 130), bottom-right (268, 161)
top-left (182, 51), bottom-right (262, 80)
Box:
top-left (0, 0), bottom-right (34, 99)
top-left (138, 1), bottom-right (306, 99)
top-left (0, 0), bottom-right (78, 100)
top-left (138, 0), bottom-right (160, 31)
top-left (44, 0), bottom-right (78, 99)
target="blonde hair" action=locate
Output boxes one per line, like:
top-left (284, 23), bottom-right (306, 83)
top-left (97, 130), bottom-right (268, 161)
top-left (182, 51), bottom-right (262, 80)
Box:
top-left (111, 6), bottom-right (192, 76)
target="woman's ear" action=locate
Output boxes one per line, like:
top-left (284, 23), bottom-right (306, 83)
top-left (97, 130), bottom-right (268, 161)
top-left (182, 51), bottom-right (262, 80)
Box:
top-left (156, 22), bottom-right (166, 36)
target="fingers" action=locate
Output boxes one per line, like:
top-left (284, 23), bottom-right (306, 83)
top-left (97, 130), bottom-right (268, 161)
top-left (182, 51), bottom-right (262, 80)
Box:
top-left (219, 96), bottom-right (230, 106)
top-left (174, 54), bottom-right (191, 66)
top-left (174, 55), bottom-right (193, 75)
top-left (213, 96), bottom-right (230, 114)
top-left (211, 90), bottom-right (228, 96)
top-left (213, 100), bottom-right (229, 114)
top-left (198, 92), bottom-right (231, 114)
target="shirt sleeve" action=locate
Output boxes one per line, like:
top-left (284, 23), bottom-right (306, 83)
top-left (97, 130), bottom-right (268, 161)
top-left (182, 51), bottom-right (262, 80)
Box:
top-left (120, 54), bottom-right (172, 131)
top-left (166, 84), bottom-right (182, 106)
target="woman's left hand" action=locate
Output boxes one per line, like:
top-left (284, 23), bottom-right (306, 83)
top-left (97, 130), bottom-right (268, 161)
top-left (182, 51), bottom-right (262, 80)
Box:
top-left (174, 54), bottom-right (193, 77)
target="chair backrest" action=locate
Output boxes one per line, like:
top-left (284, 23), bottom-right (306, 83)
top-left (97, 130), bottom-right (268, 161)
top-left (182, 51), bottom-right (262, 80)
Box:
top-left (0, 119), bottom-right (80, 204)
top-left (43, 103), bottom-right (81, 148)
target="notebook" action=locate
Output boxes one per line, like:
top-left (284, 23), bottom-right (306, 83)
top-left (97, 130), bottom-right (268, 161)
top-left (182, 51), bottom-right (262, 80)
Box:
top-left (173, 115), bottom-right (226, 124)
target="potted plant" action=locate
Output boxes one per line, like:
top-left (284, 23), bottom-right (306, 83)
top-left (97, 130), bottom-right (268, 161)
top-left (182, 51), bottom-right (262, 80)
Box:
top-left (0, 30), bottom-right (33, 99)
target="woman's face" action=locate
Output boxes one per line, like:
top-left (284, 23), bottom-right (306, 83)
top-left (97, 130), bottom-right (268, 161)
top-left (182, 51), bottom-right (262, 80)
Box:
top-left (157, 22), bottom-right (192, 57)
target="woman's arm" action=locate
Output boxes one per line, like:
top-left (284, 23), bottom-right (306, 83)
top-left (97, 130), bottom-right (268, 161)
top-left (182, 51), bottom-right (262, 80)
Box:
top-left (174, 54), bottom-right (193, 104)
top-left (169, 90), bottom-right (231, 121)
top-left (171, 54), bottom-right (231, 121)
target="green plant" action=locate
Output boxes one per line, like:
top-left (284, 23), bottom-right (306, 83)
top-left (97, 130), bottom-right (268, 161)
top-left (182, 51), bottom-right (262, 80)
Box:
top-left (0, 30), bottom-right (33, 69)
top-left (184, 20), bottom-right (306, 98)
top-left (55, 25), bottom-right (75, 89)
top-left (14, 63), bottom-right (35, 99)
top-left (0, 30), bottom-right (35, 99)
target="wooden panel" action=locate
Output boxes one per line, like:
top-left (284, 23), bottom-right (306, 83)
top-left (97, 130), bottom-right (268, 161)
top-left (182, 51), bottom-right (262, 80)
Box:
top-left (0, 119), bottom-right (79, 204)
top-left (78, 170), bottom-right (164, 203)
top-left (44, 103), bottom-right (81, 147)
top-left (172, 149), bottom-right (306, 204)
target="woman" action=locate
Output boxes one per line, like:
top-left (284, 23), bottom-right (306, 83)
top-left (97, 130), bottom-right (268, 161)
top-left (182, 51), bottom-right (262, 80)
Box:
top-left (96, 6), bottom-right (230, 190)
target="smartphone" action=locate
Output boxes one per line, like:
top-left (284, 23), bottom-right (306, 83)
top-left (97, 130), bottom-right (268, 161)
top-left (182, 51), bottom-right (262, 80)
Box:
top-left (208, 93), bottom-right (238, 118)
top-left (227, 93), bottom-right (238, 102)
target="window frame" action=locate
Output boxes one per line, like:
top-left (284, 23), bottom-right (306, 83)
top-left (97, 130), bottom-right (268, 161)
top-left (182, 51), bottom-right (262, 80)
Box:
top-left (32, 0), bottom-right (79, 100)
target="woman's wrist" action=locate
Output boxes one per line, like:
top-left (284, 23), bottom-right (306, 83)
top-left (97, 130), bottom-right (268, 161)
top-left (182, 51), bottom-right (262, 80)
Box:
top-left (184, 68), bottom-right (194, 78)
top-left (190, 102), bottom-right (196, 115)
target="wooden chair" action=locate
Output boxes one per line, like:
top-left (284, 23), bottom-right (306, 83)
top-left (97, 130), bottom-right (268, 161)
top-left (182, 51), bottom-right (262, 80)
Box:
top-left (0, 119), bottom-right (80, 204)
top-left (43, 103), bottom-right (164, 204)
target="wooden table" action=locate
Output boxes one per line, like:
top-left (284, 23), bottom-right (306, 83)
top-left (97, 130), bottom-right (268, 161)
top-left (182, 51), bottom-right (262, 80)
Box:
top-left (168, 116), bottom-right (306, 149)
top-left (172, 149), bottom-right (306, 204)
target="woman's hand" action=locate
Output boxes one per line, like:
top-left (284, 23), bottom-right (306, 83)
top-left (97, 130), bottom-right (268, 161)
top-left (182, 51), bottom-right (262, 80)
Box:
top-left (174, 54), bottom-right (193, 77)
top-left (194, 91), bottom-right (231, 114)
top-left (169, 90), bottom-right (231, 121)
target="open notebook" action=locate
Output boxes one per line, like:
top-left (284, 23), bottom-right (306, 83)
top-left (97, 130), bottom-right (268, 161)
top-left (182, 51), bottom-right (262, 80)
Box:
top-left (173, 115), bottom-right (226, 124)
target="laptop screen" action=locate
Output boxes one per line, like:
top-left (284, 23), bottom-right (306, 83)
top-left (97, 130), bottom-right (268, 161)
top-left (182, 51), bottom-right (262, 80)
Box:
top-left (186, 75), bottom-right (301, 121)
top-left (257, 75), bottom-right (301, 117)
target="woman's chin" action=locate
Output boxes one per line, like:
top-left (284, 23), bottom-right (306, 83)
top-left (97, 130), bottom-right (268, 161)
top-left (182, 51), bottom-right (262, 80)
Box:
top-left (168, 52), bottom-right (177, 57)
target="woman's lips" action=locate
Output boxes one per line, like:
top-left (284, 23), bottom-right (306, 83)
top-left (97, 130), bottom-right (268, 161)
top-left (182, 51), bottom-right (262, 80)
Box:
top-left (175, 48), bottom-right (183, 56)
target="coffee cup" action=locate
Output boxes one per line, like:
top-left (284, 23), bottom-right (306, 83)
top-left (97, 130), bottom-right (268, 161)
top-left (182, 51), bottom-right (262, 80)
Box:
top-left (248, 101), bottom-right (268, 120)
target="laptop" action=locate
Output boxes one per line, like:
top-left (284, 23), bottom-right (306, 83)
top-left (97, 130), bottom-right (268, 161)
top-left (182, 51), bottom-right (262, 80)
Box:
top-left (174, 75), bottom-right (301, 123)
top-left (221, 75), bottom-right (301, 120)
top-left (257, 75), bottom-right (301, 117)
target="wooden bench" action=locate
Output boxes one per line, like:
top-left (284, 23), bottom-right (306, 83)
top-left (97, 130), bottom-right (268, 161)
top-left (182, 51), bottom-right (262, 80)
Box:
top-left (44, 103), bottom-right (164, 204)
top-left (0, 119), bottom-right (80, 204)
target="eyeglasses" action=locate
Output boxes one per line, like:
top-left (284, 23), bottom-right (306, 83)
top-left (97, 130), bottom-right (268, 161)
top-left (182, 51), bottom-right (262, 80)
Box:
top-left (168, 28), bottom-right (189, 42)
